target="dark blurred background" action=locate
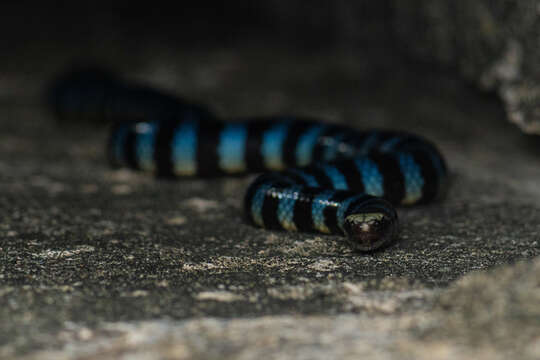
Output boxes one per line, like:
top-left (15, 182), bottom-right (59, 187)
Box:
top-left (2, 1), bottom-right (395, 57)
top-left (1, 0), bottom-right (510, 135)
top-left (0, 1), bottom-right (413, 102)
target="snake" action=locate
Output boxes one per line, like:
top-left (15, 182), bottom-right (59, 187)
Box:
top-left (49, 69), bottom-right (448, 252)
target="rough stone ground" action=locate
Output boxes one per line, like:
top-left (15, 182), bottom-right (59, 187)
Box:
top-left (1, 48), bottom-right (539, 359)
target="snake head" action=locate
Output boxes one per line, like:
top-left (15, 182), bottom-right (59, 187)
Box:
top-left (343, 212), bottom-right (398, 252)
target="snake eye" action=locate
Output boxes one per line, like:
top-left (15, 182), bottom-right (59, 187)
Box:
top-left (343, 212), bottom-right (398, 252)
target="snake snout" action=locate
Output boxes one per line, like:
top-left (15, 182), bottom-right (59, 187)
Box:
top-left (343, 212), bottom-right (398, 252)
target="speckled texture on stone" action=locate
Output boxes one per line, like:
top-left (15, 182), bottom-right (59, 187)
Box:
top-left (13, 259), bottom-right (540, 360)
top-left (1, 48), bottom-right (540, 359)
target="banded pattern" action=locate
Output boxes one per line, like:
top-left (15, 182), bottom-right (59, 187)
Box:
top-left (108, 118), bottom-right (446, 251)
top-left (51, 69), bottom-right (448, 251)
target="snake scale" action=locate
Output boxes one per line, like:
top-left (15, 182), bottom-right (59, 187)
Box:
top-left (49, 69), bottom-right (448, 251)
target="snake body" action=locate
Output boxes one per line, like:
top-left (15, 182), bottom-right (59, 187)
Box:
top-left (50, 69), bottom-right (448, 251)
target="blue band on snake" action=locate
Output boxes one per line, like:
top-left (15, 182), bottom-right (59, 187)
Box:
top-left (49, 69), bottom-right (448, 252)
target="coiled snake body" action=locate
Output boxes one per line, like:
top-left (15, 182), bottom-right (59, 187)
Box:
top-left (50, 70), bottom-right (448, 251)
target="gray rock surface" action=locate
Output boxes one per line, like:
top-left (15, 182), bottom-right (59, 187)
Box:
top-left (394, 0), bottom-right (540, 134)
top-left (1, 47), bottom-right (539, 359)
top-left (17, 258), bottom-right (540, 360)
